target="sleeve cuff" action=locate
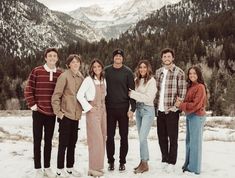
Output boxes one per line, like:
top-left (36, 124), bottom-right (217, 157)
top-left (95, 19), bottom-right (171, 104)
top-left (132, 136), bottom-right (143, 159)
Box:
top-left (179, 103), bottom-right (186, 112)
top-left (30, 104), bottom-right (37, 111)
top-left (83, 105), bottom-right (93, 113)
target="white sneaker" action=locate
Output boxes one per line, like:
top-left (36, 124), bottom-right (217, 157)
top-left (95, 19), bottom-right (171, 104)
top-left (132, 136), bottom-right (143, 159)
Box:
top-left (161, 162), bottom-right (168, 172)
top-left (56, 169), bottom-right (69, 178)
top-left (35, 169), bottom-right (44, 178)
top-left (67, 168), bottom-right (81, 177)
top-left (44, 168), bottom-right (56, 178)
top-left (166, 164), bottom-right (175, 173)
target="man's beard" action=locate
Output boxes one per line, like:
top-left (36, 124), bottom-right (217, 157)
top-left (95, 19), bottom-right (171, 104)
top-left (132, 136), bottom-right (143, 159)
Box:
top-left (164, 61), bottom-right (173, 66)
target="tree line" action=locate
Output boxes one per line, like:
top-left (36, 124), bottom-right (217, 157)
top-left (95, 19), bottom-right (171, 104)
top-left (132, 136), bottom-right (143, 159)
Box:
top-left (0, 10), bottom-right (234, 115)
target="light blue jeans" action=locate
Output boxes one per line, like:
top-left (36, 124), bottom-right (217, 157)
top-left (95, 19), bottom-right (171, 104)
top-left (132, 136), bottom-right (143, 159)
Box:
top-left (183, 113), bottom-right (206, 174)
top-left (135, 103), bottom-right (155, 161)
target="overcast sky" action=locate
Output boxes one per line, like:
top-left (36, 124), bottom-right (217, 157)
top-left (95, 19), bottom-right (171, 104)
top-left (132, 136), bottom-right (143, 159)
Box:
top-left (37, 0), bottom-right (126, 12)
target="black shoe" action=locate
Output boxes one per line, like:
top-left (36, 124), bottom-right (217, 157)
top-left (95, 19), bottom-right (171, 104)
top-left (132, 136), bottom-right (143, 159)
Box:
top-left (183, 167), bottom-right (190, 173)
top-left (108, 163), bottom-right (114, 171)
top-left (119, 164), bottom-right (125, 171)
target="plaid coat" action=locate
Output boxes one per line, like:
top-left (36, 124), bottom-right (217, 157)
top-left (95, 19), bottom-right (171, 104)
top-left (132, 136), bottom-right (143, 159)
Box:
top-left (154, 64), bottom-right (187, 113)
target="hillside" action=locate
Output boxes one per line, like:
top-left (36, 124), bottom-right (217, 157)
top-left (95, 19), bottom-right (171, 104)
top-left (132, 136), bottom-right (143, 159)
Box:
top-left (0, 0), bottom-right (100, 58)
top-left (0, 0), bottom-right (234, 116)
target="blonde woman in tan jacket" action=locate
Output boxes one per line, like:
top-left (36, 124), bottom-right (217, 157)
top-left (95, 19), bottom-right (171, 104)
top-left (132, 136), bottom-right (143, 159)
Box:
top-left (52, 54), bottom-right (84, 178)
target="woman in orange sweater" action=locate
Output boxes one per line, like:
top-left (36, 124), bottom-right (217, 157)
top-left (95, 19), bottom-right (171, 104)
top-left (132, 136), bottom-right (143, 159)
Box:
top-left (175, 66), bottom-right (207, 175)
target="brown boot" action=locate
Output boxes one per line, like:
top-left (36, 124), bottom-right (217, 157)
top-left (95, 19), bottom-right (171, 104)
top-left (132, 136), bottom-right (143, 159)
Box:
top-left (134, 161), bottom-right (142, 170)
top-left (134, 161), bottom-right (149, 174)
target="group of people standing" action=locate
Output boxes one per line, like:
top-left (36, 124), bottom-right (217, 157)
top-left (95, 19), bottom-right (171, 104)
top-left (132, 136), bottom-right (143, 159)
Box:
top-left (24, 47), bottom-right (207, 178)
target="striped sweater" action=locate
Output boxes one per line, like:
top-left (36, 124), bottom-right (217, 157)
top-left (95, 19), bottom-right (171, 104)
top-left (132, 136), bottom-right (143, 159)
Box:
top-left (24, 65), bottom-right (62, 116)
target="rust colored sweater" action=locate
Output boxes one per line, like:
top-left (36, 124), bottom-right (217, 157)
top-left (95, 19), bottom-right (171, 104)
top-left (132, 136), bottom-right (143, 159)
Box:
top-left (179, 82), bottom-right (206, 116)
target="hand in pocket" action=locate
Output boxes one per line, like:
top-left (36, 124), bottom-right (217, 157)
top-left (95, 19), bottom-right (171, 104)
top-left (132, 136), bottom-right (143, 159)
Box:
top-left (90, 107), bottom-right (97, 113)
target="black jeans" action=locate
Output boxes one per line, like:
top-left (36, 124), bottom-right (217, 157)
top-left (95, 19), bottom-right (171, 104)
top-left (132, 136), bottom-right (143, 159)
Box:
top-left (157, 110), bottom-right (179, 165)
top-left (32, 111), bottom-right (56, 169)
top-left (57, 116), bottom-right (79, 169)
top-left (106, 107), bottom-right (129, 164)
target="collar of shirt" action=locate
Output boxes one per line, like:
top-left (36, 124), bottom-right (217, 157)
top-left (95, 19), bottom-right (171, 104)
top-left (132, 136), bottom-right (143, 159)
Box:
top-left (44, 64), bottom-right (57, 81)
top-left (160, 64), bottom-right (176, 74)
top-left (68, 69), bottom-right (82, 78)
top-left (44, 64), bottom-right (57, 73)
top-left (168, 64), bottom-right (175, 72)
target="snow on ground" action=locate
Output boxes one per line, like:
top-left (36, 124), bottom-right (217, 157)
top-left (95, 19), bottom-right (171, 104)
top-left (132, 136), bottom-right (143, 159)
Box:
top-left (0, 113), bottom-right (235, 178)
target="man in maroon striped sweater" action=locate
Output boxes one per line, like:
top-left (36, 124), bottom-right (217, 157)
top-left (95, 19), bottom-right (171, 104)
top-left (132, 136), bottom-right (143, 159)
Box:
top-left (24, 47), bottom-right (62, 178)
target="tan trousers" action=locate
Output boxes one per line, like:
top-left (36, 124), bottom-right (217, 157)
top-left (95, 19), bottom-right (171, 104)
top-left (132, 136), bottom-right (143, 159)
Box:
top-left (86, 108), bottom-right (106, 170)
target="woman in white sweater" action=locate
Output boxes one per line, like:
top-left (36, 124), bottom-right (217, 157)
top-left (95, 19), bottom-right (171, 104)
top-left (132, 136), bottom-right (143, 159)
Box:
top-left (77, 59), bottom-right (106, 177)
top-left (129, 60), bottom-right (157, 174)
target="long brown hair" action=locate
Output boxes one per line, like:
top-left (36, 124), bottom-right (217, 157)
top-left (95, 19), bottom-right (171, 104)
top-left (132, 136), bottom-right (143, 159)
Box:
top-left (135, 60), bottom-right (153, 87)
top-left (89, 58), bottom-right (105, 81)
top-left (187, 66), bottom-right (208, 96)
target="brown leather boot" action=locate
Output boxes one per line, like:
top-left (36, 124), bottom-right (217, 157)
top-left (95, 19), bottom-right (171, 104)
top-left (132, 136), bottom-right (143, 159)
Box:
top-left (134, 161), bottom-right (142, 170)
top-left (134, 161), bottom-right (149, 174)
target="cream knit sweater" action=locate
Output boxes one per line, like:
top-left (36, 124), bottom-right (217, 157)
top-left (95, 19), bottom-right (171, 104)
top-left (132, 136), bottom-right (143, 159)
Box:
top-left (130, 77), bottom-right (157, 106)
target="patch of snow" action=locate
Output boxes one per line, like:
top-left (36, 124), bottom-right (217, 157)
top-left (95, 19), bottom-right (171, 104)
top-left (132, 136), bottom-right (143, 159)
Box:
top-left (0, 114), bottom-right (234, 178)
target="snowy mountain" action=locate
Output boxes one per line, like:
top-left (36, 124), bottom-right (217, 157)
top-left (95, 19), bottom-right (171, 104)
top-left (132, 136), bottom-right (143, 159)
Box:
top-left (128, 0), bottom-right (235, 35)
top-left (0, 0), bottom-right (101, 58)
top-left (111, 0), bottom-right (179, 25)
top-left (69, 0), bottom-right (181, 40)
top-left (69, 5), bottom-right (106, 23)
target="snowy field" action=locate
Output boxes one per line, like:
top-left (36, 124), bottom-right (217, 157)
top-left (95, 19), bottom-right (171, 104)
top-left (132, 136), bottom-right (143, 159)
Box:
top-left (0, 111), bottom-right (235, 178)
